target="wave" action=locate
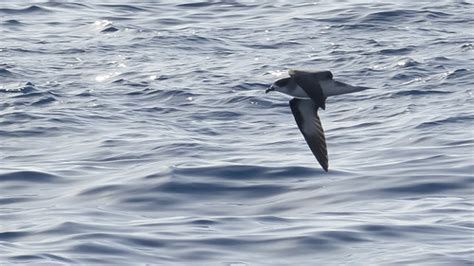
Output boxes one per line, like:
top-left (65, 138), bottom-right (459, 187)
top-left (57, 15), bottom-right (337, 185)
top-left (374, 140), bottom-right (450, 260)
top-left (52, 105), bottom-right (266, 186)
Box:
top-left (0, 171), bottom-right (62, 183)
top-left (0, 5), bottom-right (51, 14)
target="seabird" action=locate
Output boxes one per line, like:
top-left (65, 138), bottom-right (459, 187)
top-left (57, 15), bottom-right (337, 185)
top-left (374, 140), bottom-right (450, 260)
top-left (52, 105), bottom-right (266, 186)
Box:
top-left (266, 69), bottom-right (372, 172)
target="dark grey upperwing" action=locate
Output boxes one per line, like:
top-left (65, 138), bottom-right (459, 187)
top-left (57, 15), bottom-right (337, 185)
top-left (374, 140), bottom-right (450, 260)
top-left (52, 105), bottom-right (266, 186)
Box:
top-left (288, 69), bottom-right (333, 110)
top-left (289, 69), bottom-right (333, 80)
top-left (289, 98), bottom-right (328, 172)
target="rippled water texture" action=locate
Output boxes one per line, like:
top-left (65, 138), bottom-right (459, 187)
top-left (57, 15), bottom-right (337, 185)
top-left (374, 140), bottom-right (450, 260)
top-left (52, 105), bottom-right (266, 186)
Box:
top-left (1, 0), bottom-right (473, 265)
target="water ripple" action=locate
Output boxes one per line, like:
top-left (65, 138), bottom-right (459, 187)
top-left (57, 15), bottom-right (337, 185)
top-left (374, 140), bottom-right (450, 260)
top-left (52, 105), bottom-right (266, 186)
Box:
top-left (0, 171), bottom-right (62, 183)
top-left (0, 1), bottom-right (472, 265)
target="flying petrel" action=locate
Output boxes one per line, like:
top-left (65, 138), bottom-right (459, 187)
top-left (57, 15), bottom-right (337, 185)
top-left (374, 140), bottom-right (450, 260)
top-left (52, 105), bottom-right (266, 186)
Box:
top-left (266, 69), bottom-right (372, 172)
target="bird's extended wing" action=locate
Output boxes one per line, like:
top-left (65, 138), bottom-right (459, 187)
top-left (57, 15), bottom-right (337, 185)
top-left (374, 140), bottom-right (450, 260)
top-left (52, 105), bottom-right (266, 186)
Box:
top-left (288, 69), bottom-right (332, 110)
top-left (288, 69), bottom-right (333, 80)
top-left (289, 98), bottom-right (328, 172)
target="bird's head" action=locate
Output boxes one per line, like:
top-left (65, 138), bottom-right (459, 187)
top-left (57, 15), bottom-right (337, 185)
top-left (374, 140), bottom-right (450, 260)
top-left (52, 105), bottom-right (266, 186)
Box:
top-left (266, 77), bottom-right (290, 94)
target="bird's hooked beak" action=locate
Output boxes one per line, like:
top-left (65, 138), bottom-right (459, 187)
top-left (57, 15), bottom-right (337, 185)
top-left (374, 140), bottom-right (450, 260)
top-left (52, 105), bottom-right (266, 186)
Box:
top-left (265, 86), bottom-right (275, 93)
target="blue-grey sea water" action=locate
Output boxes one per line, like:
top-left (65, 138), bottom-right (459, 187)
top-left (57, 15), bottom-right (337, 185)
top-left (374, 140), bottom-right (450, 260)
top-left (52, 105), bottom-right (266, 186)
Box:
top-left (1, 0), bottom-right (473, 265)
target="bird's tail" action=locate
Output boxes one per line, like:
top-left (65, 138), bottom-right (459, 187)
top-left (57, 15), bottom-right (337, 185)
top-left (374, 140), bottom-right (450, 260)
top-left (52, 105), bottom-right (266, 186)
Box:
top-left (325, 80), bottom-right (374, 97)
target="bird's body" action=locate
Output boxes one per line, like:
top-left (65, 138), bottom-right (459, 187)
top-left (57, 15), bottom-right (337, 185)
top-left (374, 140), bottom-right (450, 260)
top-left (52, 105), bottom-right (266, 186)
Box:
top-left (266, 69), bottom-right (372, 172)
top-left (272, 78), bottom-right (310, 99)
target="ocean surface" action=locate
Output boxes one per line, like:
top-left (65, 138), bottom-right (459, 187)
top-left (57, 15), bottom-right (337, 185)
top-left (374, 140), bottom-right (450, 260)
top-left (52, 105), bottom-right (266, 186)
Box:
top-left (1, 0), bottom-right (473, 265)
